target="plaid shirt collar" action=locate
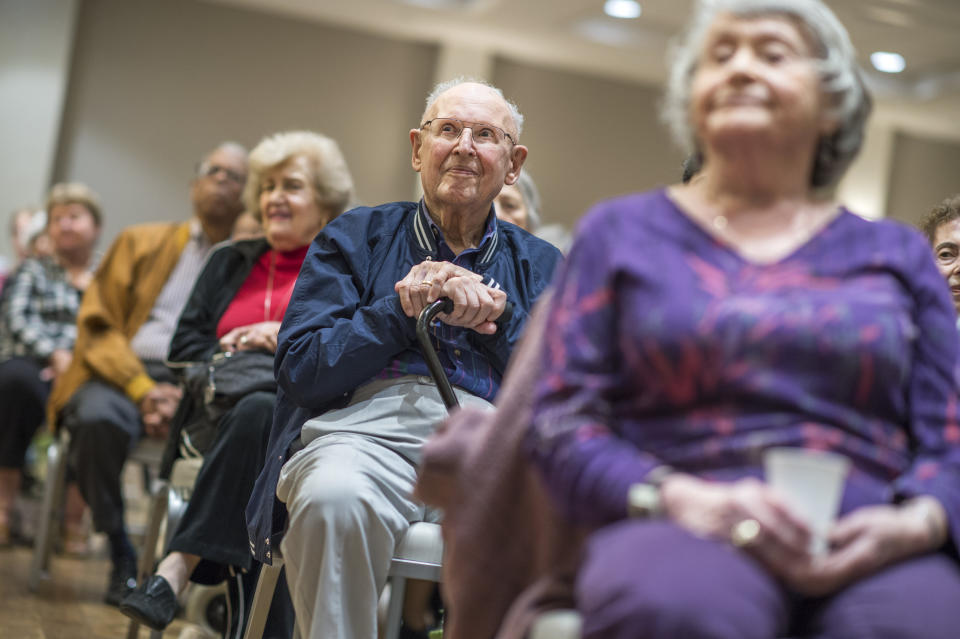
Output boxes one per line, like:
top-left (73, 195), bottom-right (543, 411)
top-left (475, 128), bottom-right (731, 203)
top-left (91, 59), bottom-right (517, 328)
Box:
top-left (413, 199), bottom-right (500, 265)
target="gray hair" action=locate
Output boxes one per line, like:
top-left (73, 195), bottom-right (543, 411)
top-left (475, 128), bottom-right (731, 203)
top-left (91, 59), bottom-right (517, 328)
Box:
top-left (919, 194), bottom-right (960, 246)
top-left (423, 77), bottom-right (525, 138)
top-left (663, 0), bottom-right (872, 188)
top-left (244, 131), bottom-right (356, 223)
top-left (514, 171), bottom-right (542, 231)
top-left (197, 141), bottom-right (248, 175)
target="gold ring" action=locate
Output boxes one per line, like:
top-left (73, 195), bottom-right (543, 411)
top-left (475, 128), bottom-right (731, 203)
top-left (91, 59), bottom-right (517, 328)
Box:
top-left (422, 279), bottom-right (434, 286)
top-left (730, 518), bottom-right (761, 548)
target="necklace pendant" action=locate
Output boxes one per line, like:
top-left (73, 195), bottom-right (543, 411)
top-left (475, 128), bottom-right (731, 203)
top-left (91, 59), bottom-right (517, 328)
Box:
top-left (712, 215), bottom-right (728, 231)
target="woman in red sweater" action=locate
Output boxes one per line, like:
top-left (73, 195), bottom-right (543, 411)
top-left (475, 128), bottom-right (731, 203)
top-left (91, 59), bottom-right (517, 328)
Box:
top-left (120, 130), bottom-right (355, 636)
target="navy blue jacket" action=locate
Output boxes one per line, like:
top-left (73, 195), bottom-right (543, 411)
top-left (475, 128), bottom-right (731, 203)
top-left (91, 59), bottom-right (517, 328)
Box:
top-left (246, 201), bottom-right (562, 563)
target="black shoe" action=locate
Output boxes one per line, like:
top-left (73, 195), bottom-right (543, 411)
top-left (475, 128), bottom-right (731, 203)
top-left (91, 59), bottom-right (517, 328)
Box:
top-left (103, 556), bottom-right (138, 606)
top-left (118, 575), bottom-right (179, 630)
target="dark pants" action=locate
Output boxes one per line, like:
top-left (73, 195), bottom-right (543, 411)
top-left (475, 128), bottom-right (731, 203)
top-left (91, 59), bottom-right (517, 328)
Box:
top-left (168, 390), bottom-right (294, 637)
top-left (577, 520), bottom-right (960, 639)
top-left (0, 357), bottom-right (50, 468)
top-left (62, 361), bottom-right (175, 534)
top-left (168, 390), bottom-right (276, 578)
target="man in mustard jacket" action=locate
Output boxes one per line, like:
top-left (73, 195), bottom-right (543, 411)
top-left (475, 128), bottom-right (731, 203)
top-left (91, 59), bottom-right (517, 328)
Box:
top-left (48, 142), bottom-right (247, 605)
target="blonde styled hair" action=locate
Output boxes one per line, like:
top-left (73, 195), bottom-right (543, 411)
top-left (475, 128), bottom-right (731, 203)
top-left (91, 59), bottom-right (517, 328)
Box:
top-left (244, 131), bottom-right (355, 223)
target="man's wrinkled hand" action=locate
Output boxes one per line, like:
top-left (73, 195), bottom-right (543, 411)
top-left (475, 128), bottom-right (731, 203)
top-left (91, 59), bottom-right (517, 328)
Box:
top-left (138, 382), bottom-right (182, 439)
top-left (396, 260), bottom-right (482, 320)
top-left (395, 260), bottom-right (507, 333)
top-left (436, 276), bottom-right (507, 334)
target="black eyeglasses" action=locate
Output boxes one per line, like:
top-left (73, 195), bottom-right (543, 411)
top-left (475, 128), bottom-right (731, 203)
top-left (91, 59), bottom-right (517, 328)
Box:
top-left (197, 162), bottom-right (246, 184)
top-left (420, 117), bottom-right (515, 147)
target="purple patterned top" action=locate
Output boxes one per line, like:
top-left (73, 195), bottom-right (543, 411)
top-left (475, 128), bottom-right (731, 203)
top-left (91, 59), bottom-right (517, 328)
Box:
top-left (528, 189), bottom-right (960, 551)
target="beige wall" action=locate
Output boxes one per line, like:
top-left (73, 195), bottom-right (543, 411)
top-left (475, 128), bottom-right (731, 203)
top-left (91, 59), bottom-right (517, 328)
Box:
top-left (53, 0), bottom-right (436, 249)
top-left (885, 132), bottom-right (960, 227)
top-left (494, 57), bottom-right (684, 230)
top-left (48, 0), bottom-right (686, 249)
top-left (5, 0), bottom-right (956, 260)
top-left (0, 0), bottom-right (77, 263)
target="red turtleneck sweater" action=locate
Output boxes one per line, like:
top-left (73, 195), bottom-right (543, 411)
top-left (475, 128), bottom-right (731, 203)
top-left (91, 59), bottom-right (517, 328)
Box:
top-left (216, 245), bottom-right (309, 338)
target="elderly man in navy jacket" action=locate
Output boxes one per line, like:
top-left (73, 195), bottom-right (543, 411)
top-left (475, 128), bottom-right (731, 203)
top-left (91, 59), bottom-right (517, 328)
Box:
top-left (246, 79), bottom-right (562, 638)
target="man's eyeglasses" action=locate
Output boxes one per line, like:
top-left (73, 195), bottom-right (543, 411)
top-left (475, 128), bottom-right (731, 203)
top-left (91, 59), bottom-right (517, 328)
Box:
top-left (420, 117), bottom-right (515, 147)
top-left (197, 163), bottom-right (246, 184)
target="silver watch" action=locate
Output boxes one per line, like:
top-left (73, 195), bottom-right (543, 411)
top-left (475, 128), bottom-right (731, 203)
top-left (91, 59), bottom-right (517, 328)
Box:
top-left (626, 466), bottom-right (675, 519)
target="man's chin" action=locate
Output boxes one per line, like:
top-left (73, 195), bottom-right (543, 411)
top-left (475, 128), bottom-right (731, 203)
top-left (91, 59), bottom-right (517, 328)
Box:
top-left (435, 186), bottom-right (480, 206)
top-left (198, 200), bottom-right (242, 221)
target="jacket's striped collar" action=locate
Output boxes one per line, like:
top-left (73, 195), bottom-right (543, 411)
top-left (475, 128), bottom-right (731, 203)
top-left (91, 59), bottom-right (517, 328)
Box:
top-left (412, 199), bottom-right (500, 266)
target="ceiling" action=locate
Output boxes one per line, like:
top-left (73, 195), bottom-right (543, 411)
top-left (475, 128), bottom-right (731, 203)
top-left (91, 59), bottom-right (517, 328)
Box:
top-left (205, 0), bottom-right (960, 139)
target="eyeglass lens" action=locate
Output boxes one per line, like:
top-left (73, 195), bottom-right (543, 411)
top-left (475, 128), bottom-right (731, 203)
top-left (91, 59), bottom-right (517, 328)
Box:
top-left (426, 118), bottom-right (512, 145)
top-left (201, 164), bottom-right (245, 183)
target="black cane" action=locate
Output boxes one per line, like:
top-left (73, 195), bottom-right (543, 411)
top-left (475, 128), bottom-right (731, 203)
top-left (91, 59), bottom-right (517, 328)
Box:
top-left (416, 298), bottom-right (460, 410)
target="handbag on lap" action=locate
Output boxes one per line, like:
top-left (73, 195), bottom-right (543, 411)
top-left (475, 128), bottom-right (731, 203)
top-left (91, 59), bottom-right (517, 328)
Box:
top-left (178, 350), bottom-right (277, 457)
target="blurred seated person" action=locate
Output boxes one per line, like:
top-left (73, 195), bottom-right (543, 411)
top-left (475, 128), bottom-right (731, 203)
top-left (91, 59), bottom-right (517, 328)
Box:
top-left (494, 171), bottom-right (573, 254)
top-left (0, 183), bottom-right (102, 546)
top-left (25, 212), bottom-right (55, 261)
top-left (527, 2), bottom-right (960, 638)
top-left (48, 142), bottom-right (247, 605)
top-left (1, 208), bottom-right (37, 290)
top-left (245, 79), bottom-right (562, 639)
top-left (919, 194), bottom-right (960, 317)
top-left (232, 210), bottom-right (265, 241)
top-left (119, 131), bottom-right (355, 635)
top-left (494, 170), bottom-right (542, 232)
top-left (9, 207), bottom-right (37, 262)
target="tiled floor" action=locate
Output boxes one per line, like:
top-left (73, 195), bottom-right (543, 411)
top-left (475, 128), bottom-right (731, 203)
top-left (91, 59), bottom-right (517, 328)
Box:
top-left (0, 456), bottom-right (209, 638)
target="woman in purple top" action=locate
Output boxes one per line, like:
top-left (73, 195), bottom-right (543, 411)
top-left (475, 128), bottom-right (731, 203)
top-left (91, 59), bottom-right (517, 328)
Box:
top-left (527, 1), bottom-right (960, 637)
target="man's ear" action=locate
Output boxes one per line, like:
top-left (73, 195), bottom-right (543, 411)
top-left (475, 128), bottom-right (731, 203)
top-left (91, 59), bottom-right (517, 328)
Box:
top-left (503, 144), bottom-right (528, 185)
top-left (410, 129), bottom-right (423, 172)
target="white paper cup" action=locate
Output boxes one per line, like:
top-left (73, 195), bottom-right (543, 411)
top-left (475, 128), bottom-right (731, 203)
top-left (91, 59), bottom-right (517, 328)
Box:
top-left (763, 447), bottom-right (850, 555)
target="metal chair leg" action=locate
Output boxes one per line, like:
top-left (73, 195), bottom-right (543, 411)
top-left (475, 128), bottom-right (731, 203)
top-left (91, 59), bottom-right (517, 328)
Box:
top-left (125, 476), bottom-right (170, 639)
top-left (29, 430), bottom-right (69, 591)
top-left (242, 558), bottom-right (283, 639)
top-left (137, 478), bottom-right (170, 583)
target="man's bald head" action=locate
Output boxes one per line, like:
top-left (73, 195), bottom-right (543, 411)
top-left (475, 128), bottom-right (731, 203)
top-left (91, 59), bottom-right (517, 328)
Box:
top-left (421, 79), bottom-right (524, 140)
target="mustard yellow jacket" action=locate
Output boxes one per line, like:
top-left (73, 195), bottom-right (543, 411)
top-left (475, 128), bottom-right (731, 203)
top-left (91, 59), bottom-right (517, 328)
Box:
top-left (47, 221), bottom-right (192, 429)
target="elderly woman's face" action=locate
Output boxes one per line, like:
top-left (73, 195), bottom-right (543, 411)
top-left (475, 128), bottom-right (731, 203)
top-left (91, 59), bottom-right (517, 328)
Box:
top-left (47, 203), bottom-right (99, 257)
top-left (259, 155), bottom-right (326, 252)
top-left (494, 183), bottom-right (529, 230)
top-left (689, 13), bottom-right (832, 153)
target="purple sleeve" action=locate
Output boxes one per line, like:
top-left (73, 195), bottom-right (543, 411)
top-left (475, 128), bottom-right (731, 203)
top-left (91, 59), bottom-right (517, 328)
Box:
top-left (893, 234), bottom-right (960, 552)
top-left (526, 210), bottom-right (663, 525)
